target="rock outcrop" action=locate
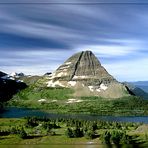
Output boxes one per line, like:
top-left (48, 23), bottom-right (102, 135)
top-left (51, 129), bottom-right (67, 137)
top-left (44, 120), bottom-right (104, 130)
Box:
top-left (46, 51), bottom-right (130, 98)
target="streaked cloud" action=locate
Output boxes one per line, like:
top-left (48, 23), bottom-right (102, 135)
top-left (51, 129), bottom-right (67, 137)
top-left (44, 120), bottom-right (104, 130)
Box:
top-left (0, 0), bottom-right (148, 81)
top-left (76, 39), bottom-right (146, 57)
top-left (103, 58), bottom-right (148, 81)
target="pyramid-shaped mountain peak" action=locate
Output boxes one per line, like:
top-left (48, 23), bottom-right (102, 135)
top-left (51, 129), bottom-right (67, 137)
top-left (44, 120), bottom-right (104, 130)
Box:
top-left (46, 51), bottom-right (130, 98)
top-left (54, 50), bottom-right (115, 83)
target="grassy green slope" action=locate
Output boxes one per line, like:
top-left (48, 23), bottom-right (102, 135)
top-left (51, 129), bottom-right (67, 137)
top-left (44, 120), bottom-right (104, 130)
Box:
top-left (6, 75), bottom-right (148, 116)
top-left (8, 82), bottom-right (148, 116)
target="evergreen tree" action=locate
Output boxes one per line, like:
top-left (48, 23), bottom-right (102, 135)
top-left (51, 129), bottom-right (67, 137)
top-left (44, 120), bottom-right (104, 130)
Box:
top-left (65, 128), bottom-right (73, 138)
top-left (73, 127), bottom-right (83, 138)
top-left (92, 122), bottom-right (98, 131)
top-left (100, 131), bottom-right (111, 144)
top-left (19, 128), bottom-right (27, 139)
top-left (120, 132), bottom-right (130, 144)
top-left (84, 129), bottom-right (95, 139)
top-left (111, 130), bottom-right (123, 145)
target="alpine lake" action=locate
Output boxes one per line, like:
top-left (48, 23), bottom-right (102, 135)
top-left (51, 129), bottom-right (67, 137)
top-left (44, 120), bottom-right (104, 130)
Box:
top-left (0, 107), bottom-right (148, 148)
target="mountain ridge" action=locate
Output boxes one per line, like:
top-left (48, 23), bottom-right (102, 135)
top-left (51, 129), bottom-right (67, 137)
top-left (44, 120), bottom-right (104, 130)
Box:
top-left (0, 71), bottom-right (27, 104)
top-left (124, 81), bottom-right (148, 99)
top-left (42, 50), bottom-right (131, 98)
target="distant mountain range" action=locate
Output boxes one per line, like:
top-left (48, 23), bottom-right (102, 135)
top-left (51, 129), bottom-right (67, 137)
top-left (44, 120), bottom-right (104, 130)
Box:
top-left (124, 81), bottom-right (148, 100)
top-left (129, 81), bottom-right (148, 93)
top-left (1, 72), bottom-right (25, 81)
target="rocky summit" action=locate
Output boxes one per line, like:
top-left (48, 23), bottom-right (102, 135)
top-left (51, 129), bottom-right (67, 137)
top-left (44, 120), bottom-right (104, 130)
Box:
top-left (46, 51), bottom-right (130, 98)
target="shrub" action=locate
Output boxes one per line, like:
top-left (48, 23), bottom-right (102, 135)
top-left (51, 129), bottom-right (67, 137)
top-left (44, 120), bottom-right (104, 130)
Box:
top-left (19, 128), bottom-right (27, 139)
top-left (10, 127), bottom-right (18, 134)
top-left (111, 130), bottom-right (123, 145)
top-left (84, 130), bottom-right (95, 139)
top-left (65, 128), bottom-right (74, 138)
top-left (73, 127), bottom-right (83, 138)
top-left (100, 131), bottom-right (111, 144)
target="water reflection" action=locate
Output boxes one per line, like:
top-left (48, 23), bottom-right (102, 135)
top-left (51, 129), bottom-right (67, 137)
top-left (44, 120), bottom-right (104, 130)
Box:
top-left (0, 107), bottom-right (148, 123)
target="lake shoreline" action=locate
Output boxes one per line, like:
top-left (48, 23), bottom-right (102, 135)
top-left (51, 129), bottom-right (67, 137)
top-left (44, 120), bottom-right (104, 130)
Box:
top-left (1, 107), bottom-right (148, 123)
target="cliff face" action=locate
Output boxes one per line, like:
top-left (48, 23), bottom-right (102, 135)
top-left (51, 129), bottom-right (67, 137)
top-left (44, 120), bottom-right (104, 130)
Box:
top-left (46, 51), bottom-right (130, 98)
top-left (51, 51), bottom-right (115, 83)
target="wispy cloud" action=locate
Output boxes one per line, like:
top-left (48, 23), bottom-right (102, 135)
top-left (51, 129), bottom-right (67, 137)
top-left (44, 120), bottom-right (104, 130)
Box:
top-left (75, 39), bottom-right (147, 57)
top-left (0, 1), bottom-right (148, 81)
top-left (103, 58), bottom-right (148, 81)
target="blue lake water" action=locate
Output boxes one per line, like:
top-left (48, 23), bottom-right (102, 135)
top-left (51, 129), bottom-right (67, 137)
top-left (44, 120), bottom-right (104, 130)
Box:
top-left (0, 107), bottom-right (148, 123)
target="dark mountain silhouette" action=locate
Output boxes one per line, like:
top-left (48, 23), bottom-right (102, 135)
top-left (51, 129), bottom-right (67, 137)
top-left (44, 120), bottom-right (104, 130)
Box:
top-left (0, 71), bottom-right (27, 106)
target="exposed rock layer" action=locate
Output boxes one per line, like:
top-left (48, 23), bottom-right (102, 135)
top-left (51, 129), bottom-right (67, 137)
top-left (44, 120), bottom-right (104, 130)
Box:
top-left (46, 51), bottom-right (130, 98)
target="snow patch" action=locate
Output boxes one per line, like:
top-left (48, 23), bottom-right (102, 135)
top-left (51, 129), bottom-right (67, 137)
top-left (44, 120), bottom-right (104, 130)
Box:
top-left (73, 75), bottom-right (88, 79)
top-left (96, 89), bottom-right (101, 92)
top-left (16, 80), bottom-right (24, 82)
top-left (38, 99), bottom-right (46, 102)
top-left (65, 62), bottom-right (71, 65)
top-left (95, 84), bottom-right (108, 92)
top-left (76, 100), bottom-right (83, 103)
top-left (9, 72), bottom-right (24, 78)
top-left (2, 72), bottom-right (25, 80)
top-left (59, 65), bottom-right (70, 70)
top-left (62, 69), bottom-right (68, 72)
top-left (9, 72), bottom-right (17, 77)
top-left (66, 99), bottom-right (83, 103)
top-left (57, 72), bottom-right (68, 77)
top-left (51, 100), bottom-right (57, 102)
top-left (53, 80), bottom-right (65, 87)
top-left (47, 80), bottom-right (65, 87)
top-left (88, 86), bottom-right (94, 92)
top-left (100, 83), bottom-right (108, 90)
top-left (8, 77), bottom-right (15, 80)
top-left (68, 81), bottom-right (76, 86)
top-left (47, 80), bottom-right (54, 87)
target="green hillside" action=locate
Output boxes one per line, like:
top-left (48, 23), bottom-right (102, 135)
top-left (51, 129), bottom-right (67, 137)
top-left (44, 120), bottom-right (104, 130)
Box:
top-left (8, 81), bottom-right (148, 116)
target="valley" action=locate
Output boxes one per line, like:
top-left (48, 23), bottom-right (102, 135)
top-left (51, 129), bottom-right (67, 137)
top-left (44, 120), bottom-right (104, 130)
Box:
top-left (8, 86), bottom-right (148, 116)
top-left (0, 51), bottom-right (148, 147)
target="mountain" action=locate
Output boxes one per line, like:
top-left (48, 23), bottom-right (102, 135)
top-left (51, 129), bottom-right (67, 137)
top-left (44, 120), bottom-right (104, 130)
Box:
top-left (1, 72), bottom-right (25, 80)
top-left (44, 50), bottom-right (130, 98)
top-left (0, 71), bottom-right (7, 77)
top-left (132, 87), bottom-right (148, 99)
top-left (0, 71), bottom-right (27, 103)
top-left (130, 81), bottom-right (148, 93)
top-left (124, 82), bottom-right (148, 99)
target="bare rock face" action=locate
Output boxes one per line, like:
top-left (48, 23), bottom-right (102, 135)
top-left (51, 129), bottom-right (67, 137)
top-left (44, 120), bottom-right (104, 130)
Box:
top-left (46, 51), bottom-right (130, 98)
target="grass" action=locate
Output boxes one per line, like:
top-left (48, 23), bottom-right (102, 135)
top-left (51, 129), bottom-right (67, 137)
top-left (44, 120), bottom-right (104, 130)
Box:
top-left (0, 118), bottom-right (147, 148)
top-left (7, 85), bottom-right (148, 116)
top-left (0, 146), bottom-right (101, 148)
top-left (0, 118), bottom-right (98, 145)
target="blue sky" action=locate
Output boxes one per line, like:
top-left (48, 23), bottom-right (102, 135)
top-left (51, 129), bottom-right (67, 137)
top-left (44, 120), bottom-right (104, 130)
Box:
top-left (0, 0), bottom-right (148, 81)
